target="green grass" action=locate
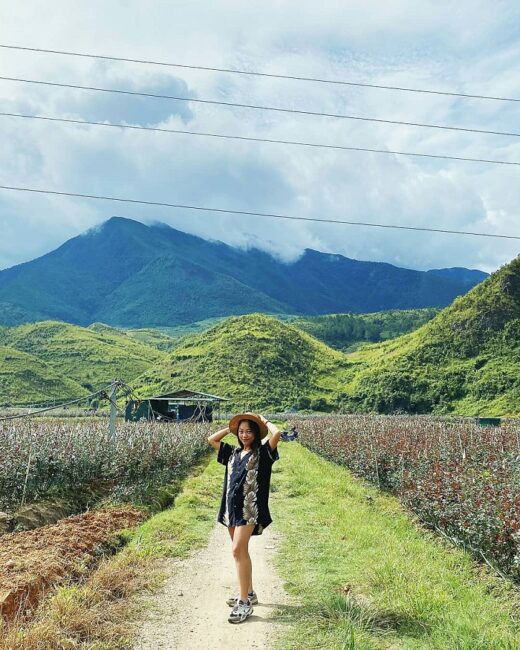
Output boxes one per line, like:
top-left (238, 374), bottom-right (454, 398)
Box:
top-left (271, 443), bottom-right (520, 649)
top-left (128, 451), bottom-right (223, 558)
top-left (0, 344), bottom-right (89, 404)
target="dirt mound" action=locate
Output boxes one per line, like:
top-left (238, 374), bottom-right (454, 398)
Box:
top-left (0, 506), bottom-right (144, 620)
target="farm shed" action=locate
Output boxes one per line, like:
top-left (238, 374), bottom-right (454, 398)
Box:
top-left (125, 389), bottom-right (228, 423)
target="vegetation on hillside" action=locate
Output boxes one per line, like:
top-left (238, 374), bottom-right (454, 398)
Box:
top-left (89, 322), bottom-right (179, 351)
top-left (339, 256), bottom-right (520, 415)
top-left (0, 345), bottom-right (88, 405)
top-left (1, 254), bottom-right (518, 414)
top-left (134, 254), bottom-right (520, 415)
top-left (0, 321), bottom-right (167, 401)
top-left (289, 308), bottom-right (438, 351)
top-left (134, 313), bottom-right (353, 411)
top-left (0, 216), bottom-right (484, 327)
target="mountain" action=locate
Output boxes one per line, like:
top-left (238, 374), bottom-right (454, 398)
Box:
top-left (2, 248), bottom-right (518, 413)
top-left (0, 217), bottom-right (488, 327)
top-left (339, 256), bottom-right (520, 415)
top-left (0, 321), bottom-right (169, 403)
top-left (426, 267), bottom-right (489, 286)
top-left (133, 313), bottom-right (352, 411)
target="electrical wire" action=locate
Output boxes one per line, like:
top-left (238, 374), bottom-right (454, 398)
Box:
top-left (0, 183), bottom-right (519, 240)
top-left (1, 111), bottom-right (518, 167)
top-left (0, 75), bottom-right (518, 138)
top-left (1, 43), bottom-right (518, 103)
top-left (0, 381), bottom-right (117, 421)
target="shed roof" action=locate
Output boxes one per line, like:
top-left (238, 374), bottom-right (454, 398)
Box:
top-left (149, 388), bottom-right (229, 402)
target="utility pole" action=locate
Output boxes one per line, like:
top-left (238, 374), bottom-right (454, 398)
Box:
top-left (109, 380), bottom-right (117, 443)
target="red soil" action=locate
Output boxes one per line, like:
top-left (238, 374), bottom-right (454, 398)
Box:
top-left (0, 507), bottom-right (145, 620)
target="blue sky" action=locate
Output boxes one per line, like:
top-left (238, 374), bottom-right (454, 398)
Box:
top-left (1, 0), bottom-right (519, 273)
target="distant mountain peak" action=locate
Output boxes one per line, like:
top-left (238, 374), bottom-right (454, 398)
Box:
top-left (0, 217), bottom-right (492, 327)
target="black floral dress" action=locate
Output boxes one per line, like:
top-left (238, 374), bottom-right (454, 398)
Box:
top-left (217, 441), bottom-right (279, 536)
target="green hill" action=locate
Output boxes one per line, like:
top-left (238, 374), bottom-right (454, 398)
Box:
top-left (89, 323), bottom-right (179, 352)
top-left (134, 313), bottom-right (353, 411)
top-left (0, 346), bottom-right (88, 405)
top-left (340, 256), bottom-right (520, 415)
top-left (0, 321), bottom-right (168, 397)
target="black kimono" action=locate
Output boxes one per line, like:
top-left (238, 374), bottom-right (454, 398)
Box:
top-left (217, 441), bottom-right (279, 536)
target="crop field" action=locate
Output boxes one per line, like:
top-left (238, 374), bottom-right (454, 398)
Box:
top-left (293, 415), bottom-right (520, 581)
top-left (0, 419), bottom-right (210, 514)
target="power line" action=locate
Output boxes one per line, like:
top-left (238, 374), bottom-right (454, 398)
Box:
top-left (0, 381), bottom-right (115, 421)
top-left (1, 75), bottom-right (518, 139)
top-left (0, 183), bottom-right (518, 240)
top-left (1, 43), bottom-right (518, 103)
top-left (1, 111), bottom-right (518, 167)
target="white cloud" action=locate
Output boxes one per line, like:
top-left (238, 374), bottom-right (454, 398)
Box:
top-left (0, 0), bottom-right (519, 274)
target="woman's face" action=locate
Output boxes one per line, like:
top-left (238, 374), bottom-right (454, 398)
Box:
top-left (238, 420), bottom-right (256, 448)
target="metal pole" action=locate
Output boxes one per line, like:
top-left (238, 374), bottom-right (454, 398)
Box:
top-left (109, 380), bottom-right (117, 442)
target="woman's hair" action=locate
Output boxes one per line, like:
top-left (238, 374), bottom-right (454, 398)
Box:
top-left (237, 419), bottom-right (262, 450)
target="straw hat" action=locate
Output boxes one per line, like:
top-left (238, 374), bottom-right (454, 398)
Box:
top-left (228, 412), bottom-right (269, 438)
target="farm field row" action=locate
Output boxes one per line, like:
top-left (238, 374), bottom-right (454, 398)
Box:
top-left (0, 419), bottom-right (210, 518)
top-left (293, 415), bottom-right (520, 581)
top-left (272, 443), bottom-right (519, 649)
top-left (1, 417), bottom-right (518, 648)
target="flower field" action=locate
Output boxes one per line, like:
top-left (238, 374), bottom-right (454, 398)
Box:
top-left (0, 419), bottom-right (210, 513)
top-left (292, 415), bottom-right (520, 581)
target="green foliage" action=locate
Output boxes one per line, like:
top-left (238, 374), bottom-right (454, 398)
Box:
top-left (290, 308), bottom-right (439, 351)
top-left (134, 313), bottom-right (353, 411)
top-left (340, 257), bottom-right (520, 415)
top-left (0, 345), bottom-right (88, 404)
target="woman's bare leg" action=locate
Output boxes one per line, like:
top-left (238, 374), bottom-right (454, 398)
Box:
top-left (232, 524), bottom-right (255, 600)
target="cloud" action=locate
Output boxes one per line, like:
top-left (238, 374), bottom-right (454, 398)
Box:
top-left (0, 0), bottom-right (519, 274)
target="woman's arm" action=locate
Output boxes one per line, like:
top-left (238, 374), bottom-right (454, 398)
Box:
top-left (259, 415), bottom-right (281, 450)
top-left (207, 426), bottom-right (230, 450)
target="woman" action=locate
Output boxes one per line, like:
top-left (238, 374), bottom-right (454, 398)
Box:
top-left (208, 412), bottom-right (281, 624)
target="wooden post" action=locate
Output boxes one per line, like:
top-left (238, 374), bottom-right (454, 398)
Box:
top-left (109, 380), bottom-right (117, 443)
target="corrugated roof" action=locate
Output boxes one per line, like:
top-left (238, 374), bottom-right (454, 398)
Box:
top-left (151, 388), bottom-right (229, 401)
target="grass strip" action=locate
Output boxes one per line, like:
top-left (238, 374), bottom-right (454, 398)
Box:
top-left (271, 443), bottom-right (520, 650)
top-left (0, 450), bottom-right (224, 650)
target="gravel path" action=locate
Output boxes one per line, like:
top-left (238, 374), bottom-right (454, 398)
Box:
top-left (134, 522), bottom-right (288, 649)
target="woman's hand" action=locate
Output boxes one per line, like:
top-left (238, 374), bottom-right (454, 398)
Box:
top-left (207, 426), bottom-right (231, 450)
top-left (260, 415), bottom-right (281, 450)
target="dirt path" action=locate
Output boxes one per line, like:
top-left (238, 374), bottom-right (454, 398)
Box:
top-left (134, 522), bottom-right (288, 649)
